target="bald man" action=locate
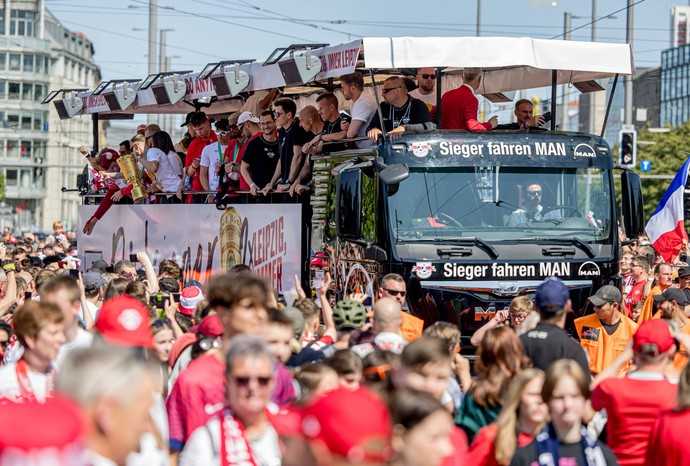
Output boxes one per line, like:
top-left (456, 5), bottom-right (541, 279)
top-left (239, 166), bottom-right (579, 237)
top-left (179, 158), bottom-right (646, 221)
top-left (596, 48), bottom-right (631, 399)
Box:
top-left (352, 297), bottom-right (407, 357)
top-left (367, 76), bottom-right (433, 142)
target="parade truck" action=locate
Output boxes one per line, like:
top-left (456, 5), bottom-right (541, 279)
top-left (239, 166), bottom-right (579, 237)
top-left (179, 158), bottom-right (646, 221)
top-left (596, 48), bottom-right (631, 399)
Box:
top-left (51, 36), bottom-right (641, 344)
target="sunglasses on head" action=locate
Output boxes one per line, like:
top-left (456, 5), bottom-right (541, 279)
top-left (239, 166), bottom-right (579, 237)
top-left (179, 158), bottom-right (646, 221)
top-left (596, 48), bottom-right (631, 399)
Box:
top-left (217, 130), bottom-right (229, 136)
top-left (383, 288), bottom-right (406, 297)
top-left (232, 375), bottom-right (272, 387)
top-left (420, 74), bottom-right (436, 79)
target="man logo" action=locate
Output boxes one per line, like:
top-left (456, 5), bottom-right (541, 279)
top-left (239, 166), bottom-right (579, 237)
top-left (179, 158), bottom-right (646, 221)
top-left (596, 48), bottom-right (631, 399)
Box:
top-left (578, 261), bottom-right (601, 277)
top-left (573, 143), bottom-right (596, 158)
top-left (410, 142), bottom-right (432, 158)
top-left (412, 262), bottom-right (436, 279)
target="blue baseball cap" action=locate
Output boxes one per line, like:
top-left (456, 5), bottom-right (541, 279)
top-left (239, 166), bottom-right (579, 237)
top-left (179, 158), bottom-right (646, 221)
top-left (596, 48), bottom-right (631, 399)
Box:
top-left (535, 278), bottom-right (570, 314)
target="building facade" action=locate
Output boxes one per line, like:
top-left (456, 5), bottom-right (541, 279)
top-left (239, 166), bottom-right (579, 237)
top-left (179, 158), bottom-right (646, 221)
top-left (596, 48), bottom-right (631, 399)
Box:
top-left (0, 0), bottom-right (100, 232)
top-left (661, 43), bottom-right (690, 128)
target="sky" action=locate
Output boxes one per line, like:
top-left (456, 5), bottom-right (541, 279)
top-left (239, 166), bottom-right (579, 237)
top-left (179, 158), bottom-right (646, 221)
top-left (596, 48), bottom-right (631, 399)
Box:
top-left (44, 0), bottom-right (686, 129)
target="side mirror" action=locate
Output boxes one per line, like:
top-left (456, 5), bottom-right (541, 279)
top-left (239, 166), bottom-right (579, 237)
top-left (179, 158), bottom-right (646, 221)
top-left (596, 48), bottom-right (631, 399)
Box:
top-left (336, 168), bottom-right (362, 240)
top-left (621, 170), bottom-right (644, 238)
top-left (380, 163), bottom-right (409, 185)
top-left (364, 244), bottom-right (388, 262)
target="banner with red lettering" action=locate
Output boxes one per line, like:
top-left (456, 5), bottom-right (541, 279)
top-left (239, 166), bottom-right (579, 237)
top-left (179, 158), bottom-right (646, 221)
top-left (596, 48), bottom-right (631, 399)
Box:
top-left (77, 204), bottom-right (301, 292)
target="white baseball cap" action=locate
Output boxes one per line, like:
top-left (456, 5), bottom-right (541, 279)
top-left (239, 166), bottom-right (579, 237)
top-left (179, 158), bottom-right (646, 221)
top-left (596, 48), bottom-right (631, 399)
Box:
top-left (237, 111), bottom-right (260, 126)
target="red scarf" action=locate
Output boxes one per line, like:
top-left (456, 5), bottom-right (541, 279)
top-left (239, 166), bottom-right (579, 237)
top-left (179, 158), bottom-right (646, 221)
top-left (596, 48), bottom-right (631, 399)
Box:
top-left (15, 359), bottom-right (52, 402)
top-left (219, 409), bottom-right (259, 466)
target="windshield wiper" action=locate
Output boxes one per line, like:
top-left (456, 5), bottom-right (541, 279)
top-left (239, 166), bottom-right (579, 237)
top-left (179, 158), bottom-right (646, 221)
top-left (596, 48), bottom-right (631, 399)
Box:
top-left (514, 237), bottom-right (595, 259)
top-left (398, 236), bottom-right (498, 259)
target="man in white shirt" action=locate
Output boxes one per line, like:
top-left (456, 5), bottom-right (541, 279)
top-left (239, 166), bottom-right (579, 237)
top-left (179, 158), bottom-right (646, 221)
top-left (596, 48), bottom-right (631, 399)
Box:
top-left (41, 275), bottom-right (93, 368)
top-left (341, 72), bottom-right (377, 148)
top-left (409, 67), bottom-right (437, 110)
top-left (0, 301), bottom-right (65, 402)
top-left (200, 118), bottom-right (236, 201)
top-left (57, 345), bottom-right (159, 466)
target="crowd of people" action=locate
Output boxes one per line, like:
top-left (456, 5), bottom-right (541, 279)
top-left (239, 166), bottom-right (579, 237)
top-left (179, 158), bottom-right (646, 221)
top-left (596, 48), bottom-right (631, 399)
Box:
top-left (78, 67), bottom-right (545, 233)
top-left (0, 219), bottom-right (690, 466)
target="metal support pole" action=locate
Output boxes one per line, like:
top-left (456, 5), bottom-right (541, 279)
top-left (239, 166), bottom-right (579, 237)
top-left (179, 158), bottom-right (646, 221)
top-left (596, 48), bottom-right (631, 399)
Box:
top-left (550, 70), bottom-right (557, 132)
top-left (624, 0), bottom-right (634, 125)
top-left (476, 0), bottom-right (481, 37)
top-left (147, 0), bottom-right (158, 124)
top-left (435, 67), bottom-right (442, 126)
top-left (91, 113), bottom-right (99, 154)
top-left (561, 12), bottom-right (572, 132)
top-left (589, 0), bottom-right (597, 134)
top-left (601, 74), bottom-right (619, 138)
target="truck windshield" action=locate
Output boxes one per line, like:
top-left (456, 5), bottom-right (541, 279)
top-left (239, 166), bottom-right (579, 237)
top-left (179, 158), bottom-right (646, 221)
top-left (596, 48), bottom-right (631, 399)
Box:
top-left (388, 166), bottom-right (612, 242)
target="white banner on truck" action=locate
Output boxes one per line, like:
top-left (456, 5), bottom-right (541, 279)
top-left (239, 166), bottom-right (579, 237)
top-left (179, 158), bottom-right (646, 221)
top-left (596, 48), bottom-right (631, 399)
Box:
top-left (77, 204), bottom-right (301, 292)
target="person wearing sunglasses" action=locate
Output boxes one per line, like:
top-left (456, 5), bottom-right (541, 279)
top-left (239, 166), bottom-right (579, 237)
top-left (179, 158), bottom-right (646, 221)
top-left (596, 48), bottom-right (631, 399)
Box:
top-left (179, 335), bottom-right (281, 466)
top-left (200, 118), bottom-right (235, 203)
top-left (377, 273), bottom-right (425, 343)
top-left (367, 76), bottom-right (433, 143)
top-left (409, 67), bottom-right (437, 112)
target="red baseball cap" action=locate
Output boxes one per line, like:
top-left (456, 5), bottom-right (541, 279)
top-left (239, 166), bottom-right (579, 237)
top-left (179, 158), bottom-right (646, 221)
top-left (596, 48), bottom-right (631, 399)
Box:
top-left (193, 314), bottom-right (223, 338)
top-left (179, 286), bottom-right (204, 316)
top-left (0, 395), bottom-right (88, 465)
top-left (633, 319), bottom-right (675, 355)
top-left (168, 332), bottom-right (197, 368)
top-left (300, 387), bottom-right (393, 464)
top-left (95, 295), bottom-right (154, 348)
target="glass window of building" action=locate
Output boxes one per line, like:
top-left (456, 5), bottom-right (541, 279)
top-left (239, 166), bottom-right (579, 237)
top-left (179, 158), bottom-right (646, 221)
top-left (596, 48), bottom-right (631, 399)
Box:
top-left (33, 140), bottom-right (45, 160)
top-left (0, 80), bottom-right (5, 100)
top-left (33, 112), bottom-right (42, 130)
top-left (34, 83), bottom-right (44, 102)
top-left (10, 10), bottom-right (36, 37)
top-left (20, 141), bottom-right (30, 158)
top-left (0, 53), bottom-right (5, 71)
top-left (5, 169), bottom-right (17, 187)
top-left (35, 54), bottom-right (43, 73)
top-left (7, 140), bottom-right (18, 158)
top-left (44, 56), bottom-right (50, 74)
top-left (22, 83), bottom-right (32, 101)
top-left (20, 169), bottom-right (31, 188)
top-left (23, 54), bottom-right (33, 73)
top-left (20, 115), bottom-right (31, 130)
top-left (8, 53), bottom-right (20, 71)
top-left (7, 82), bottom-right (19, 100)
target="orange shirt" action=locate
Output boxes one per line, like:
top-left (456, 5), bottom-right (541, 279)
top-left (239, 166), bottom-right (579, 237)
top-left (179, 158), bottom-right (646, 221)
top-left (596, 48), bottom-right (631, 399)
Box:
top-left (574, 313), bottom-right (637, 375)
top-left (400, 311), bottom-right (424, 342)
top-left (638, 285), bottom-right (667, 323)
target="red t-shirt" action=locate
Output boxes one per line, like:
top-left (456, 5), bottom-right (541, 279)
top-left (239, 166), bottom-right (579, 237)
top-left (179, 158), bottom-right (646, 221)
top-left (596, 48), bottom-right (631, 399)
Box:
top-left (466, 423), bottom-right (534, 466)
top-left (441, 426), bottom-right (469, 466)
top-left (224, 132), bottom-right (260, 192)
top-left (166, 352), bottom-right (225, 452)
top-left (624, 279), bottom-right (646, 317)
top-left (185, 132), bottom-right (218, 192)
top-left (591, 375), bottom-right (678, 466)
top-left (645, 408), bottom-right (690, 466)
top-left (440, 85), bottom-right (492, 132)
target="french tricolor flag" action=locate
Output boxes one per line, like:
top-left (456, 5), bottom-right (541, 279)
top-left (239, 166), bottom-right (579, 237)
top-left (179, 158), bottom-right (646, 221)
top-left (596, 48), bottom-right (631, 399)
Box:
top-left (645, 157), bottom-right (690, 263)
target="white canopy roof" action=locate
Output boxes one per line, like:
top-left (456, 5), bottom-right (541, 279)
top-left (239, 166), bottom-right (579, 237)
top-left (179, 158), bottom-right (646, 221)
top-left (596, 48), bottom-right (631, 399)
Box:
top-left (50, 36), bottom-right (633, 118)
top-left (362, 36), bottom-right (633, 94)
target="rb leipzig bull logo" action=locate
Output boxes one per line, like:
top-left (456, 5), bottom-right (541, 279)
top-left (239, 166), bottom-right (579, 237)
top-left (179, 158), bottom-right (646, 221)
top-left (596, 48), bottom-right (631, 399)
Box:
top-left (412, 262), bottom-right (436, 279)
top-left (410, 142), bottom-right (432, 158)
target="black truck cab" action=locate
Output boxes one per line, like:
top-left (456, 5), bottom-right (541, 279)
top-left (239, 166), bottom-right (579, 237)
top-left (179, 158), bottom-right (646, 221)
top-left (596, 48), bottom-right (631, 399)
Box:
top-left (326, 130), bottom-right (644, 347)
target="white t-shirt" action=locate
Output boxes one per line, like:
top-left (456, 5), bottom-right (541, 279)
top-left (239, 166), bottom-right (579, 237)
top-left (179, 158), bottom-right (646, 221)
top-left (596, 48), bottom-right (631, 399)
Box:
top-left (82, 299), bottom-right (99, 323)
top-left (147, 147), bottom-right (183, 193)
top-left (0, 362), bottom-right (51, 402)
top-left (350, 94), bottom-right (377, 148)
top-left (409, 88), bottom-right (436, 108)
top-left (199, 142), bottom-right (227, 192)
top-left (55, 327), bottom-right (93, 369)
top-left (180, 416), bottom-right (281, 466)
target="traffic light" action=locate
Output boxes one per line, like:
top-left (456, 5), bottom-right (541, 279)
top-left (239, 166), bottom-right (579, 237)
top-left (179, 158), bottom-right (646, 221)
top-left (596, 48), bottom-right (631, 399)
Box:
top-left (618, 128), bottom-right (637, 168)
